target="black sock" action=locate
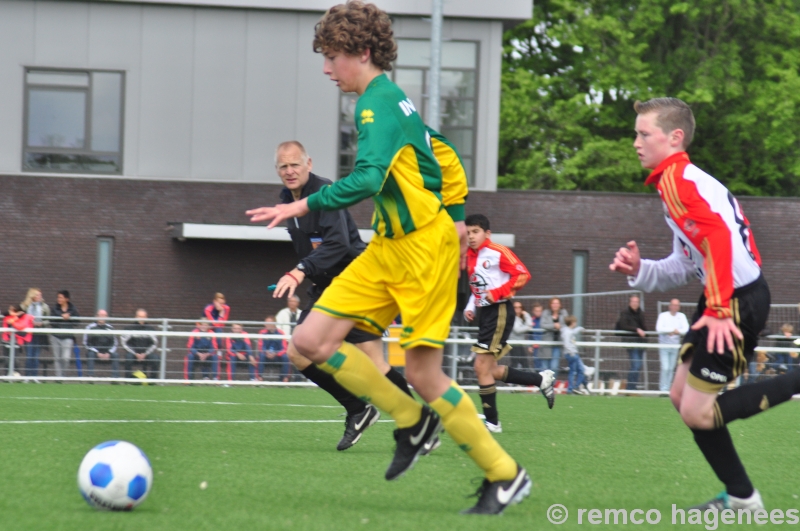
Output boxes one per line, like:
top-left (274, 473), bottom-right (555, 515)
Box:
top-left (691, 427), bottom-right (754, 498)
top-left (501, 367), bottom-right (543, 387)
top-left (715, 371), bottom-right (800, 427)
top-left (300, 364), bottom-right (366, 416)
top-left (384, 366), bottom-right (413, 397)
top-left (478, 384), bottom-right (498, 425)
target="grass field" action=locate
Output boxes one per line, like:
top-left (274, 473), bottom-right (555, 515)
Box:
top-left (0, 384), bottom-right (797, 531)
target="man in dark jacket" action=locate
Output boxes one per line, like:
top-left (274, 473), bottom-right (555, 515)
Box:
top-left (267, 140), bottom-right (416, 451)
top-left (121, 309), bottom-right (158, 379)
top-left (616, 294), bottom-right (648, 390)
top-left (83, 309), bottom-right (119, 378)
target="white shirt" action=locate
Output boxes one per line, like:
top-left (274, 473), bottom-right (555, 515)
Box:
top-left (275, 308), bottom-right (302, 336)
top-left (655, 311), bottom-right (690, 344)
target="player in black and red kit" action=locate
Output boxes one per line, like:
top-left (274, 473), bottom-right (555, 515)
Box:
top-left (611, 97), bottom-right (800, 512)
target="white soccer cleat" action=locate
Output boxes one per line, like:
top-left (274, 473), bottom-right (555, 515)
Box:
top-left (539, 370), bottom-right (556, 409)
top-left (484, 420), bottom-right (502, 433)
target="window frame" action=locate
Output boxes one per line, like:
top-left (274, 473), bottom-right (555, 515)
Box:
top-left (22, 66), bottom-right (126, 175)
top-left (335, 39), bottom-right (480, 184)
top-left (95, 236), bottom-right (115, 314)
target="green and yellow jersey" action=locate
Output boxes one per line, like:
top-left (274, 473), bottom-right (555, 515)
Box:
top-left (307, 74), bottom-right (445, 238)
top-left (427, 126), bottom-right (468, 223)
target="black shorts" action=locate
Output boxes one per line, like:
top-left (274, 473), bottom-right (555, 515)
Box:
top-left (471, 300), bottom-right (514, 360)
top-left (681, 274), bottom-right (770, 392)
top-left (297, 284), bottom-right (382, 345)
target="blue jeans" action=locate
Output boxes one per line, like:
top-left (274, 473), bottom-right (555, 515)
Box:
top-left (25, 343), bottom-right (41, 377)
top-left (259, 353), bottom-right (290, 380)
top-left (658, 347), bottom-right (678, 392)
top-left (565, 353), bottom-right (586, 392)
top-left (628, 348), bottom-right (644, 390)
top-left (549, 346), bottom-right (562, 372)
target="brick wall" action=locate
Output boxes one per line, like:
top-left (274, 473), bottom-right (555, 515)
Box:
top-left (2, 174), bottom-right (798, 326)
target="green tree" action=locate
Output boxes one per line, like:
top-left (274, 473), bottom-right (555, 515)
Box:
top-left (499, 0), bottom-right (800, 196)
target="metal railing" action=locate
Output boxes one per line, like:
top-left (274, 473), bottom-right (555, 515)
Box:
top-left (3, 325), bottom-right (798, 394)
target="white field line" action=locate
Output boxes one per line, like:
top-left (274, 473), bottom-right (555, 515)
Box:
top-left (0, 396), bottom-right (342, 407)
top-left (0, 419), bottom-right (393, 425)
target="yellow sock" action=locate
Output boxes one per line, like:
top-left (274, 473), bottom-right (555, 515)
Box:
top-left (319, 342), bottom-right (422, 428)
top-left (429, 382), bottom-right (518, 482)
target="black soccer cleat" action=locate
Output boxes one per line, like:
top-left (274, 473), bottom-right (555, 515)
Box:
top-left (420, 435), bottom-right (442, 456)
top-left (337, 404), bottom-right (381, 451)
top-left (385, 406), bottom-right (442, 480)
top-left (461, 464), bottom-right (532, 515)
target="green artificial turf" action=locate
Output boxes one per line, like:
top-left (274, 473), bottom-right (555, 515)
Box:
top-left (0, 384), bottom-right (797, 531)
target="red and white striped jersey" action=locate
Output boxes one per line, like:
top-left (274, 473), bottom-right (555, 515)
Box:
top-left (465, 239), bottom-right (530, 310)
top-left (629, 152), bottom-right (762, 319)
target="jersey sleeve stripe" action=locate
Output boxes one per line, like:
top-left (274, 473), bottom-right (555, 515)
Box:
top-left (665, 166), bottom-right (689, 217)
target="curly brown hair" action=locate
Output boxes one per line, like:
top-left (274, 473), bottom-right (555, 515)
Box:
top-left (313, 1), bottom-right (397, 71)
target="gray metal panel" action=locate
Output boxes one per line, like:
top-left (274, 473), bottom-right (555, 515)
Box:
top-left (138, 5), bottom-right (194, 178)
top-left (93, 0), bottom-right (533, 20)
top-left (242, 10), bottom-right (299, 184)
top-left (88, 2), bottom-right (143, 176)
top-left (34, 1), bottom-right (90, 66)
top-left (293, 12), bottom-right (339, 181)
top-left (479, 21), bottom-right (503, 192)
top-left (190, 8), bottom-right (246, 180)
top-left (0, 0), bottom-right (35, 172)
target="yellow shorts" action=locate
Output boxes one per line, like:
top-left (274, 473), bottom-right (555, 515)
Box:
top-left (313, 209), bottom-right (459, 350)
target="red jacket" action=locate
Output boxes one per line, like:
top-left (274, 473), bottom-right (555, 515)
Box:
top-left (2, 314), bottom-right (34, 344)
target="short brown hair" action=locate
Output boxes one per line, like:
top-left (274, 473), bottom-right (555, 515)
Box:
top-left (634, 97), bottom-right (695, 149)
top-left (214, 292), bottom-right (225, 301)
top-left (781, 323), bottom-right (794, 334)
top-left (313, 1), bottom-right (397, 72)
top-left (565, 315), bottom-right (577, 326)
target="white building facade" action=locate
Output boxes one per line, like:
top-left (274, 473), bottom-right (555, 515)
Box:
top-left (0, 0), bottom-right (532, 191)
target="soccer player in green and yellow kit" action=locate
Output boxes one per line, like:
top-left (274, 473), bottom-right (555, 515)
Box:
top-left (247, 1), bottom-right (530, 515)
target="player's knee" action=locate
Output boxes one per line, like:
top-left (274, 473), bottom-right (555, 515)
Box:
top-left (679, 404), bottom-right (714, 430)
top-left (473, 354), bottom-right (492, 376)
top-left (291, 330), bottom-right (326, 363)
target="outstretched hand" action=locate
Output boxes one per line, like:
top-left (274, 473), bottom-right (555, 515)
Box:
top-left (609, 240), bottom-right (641, 277)
top-left (246, 198), bottom-right (310, 229)
top-left (691, 315), bottom-right (743, 355)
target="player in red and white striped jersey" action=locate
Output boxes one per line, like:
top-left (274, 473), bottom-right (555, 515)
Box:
top-left (610, 97), bottom-right (800, 513)
top-left (463, 214), bottom-right (555, 433)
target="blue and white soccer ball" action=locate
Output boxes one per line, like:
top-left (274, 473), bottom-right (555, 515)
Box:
top-left (77, 440), bottom-right (153, 511)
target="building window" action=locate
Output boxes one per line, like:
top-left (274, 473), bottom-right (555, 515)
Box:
top-left (337, 40), bottom-right (478, 184)
top-left (96, 237), bottom-right (114, 313)
top-left (23, 68), bottom-right (124, 174)
top-left (572, 251), bottom-right (588, 325)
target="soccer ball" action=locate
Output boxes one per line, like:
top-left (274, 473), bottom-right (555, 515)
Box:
top-left (77, 440), bottom-right (153, 510)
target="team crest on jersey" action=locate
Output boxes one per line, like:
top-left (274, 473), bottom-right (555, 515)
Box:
top-left (482, 260), bottom-right (491, 269)
top-left (683, 219), bottom-right (699, 238)
top-left (360, 109), bottom-right (374, 124)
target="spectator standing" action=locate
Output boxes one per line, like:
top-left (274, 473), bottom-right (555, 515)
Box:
top-left (508, 301), bottom-right (533, 369)
top-left (655, 298), bottom-right (689, 392)
top-left (528, 303), bottom-right (544, 369)
top-left (562, 315), bottom-right (589, 395)
top-left (121, 309), bottom-right (158, 379)
top-left (83, 310), bottom-right (119, 378)
top-left (2, 305), bottom-right (34, 374)
top-left (184, 320), bottom-right (217, 380)
top-left (258, 316), bottom-right (289, 382)
top-left (275, 295), bottom-right (302, 336)
top-left (20, 288), bottom-right (50, 378)
top-left (49, 290), bottom-right (79, 378)
top-left (616, 294), bottom-right (648, 390)
top-left (541, 298), bottom-right (569, 372)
